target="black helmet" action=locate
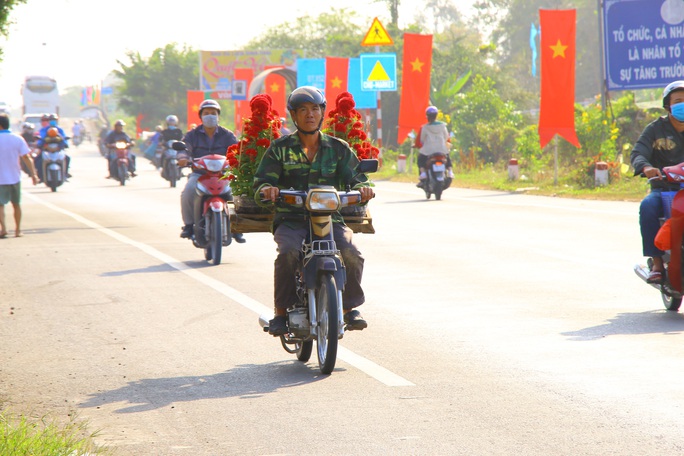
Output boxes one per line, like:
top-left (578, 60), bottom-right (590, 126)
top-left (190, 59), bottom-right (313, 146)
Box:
top-left (663, 81), bottom-right (684, 108)
top-left (198, 99), bottom-right (221, 117)
top-left (287, 86), bottom-right (326, 112)
top-left (48, 113), bottom-right (59, 121)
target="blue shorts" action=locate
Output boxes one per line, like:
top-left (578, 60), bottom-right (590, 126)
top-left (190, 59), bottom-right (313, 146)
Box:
top-left (0, 182), bottom-right (21, 205)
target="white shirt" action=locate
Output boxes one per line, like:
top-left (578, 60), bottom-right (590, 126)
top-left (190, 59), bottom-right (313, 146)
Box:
top-left (0, 130), bottom-right (30, 185)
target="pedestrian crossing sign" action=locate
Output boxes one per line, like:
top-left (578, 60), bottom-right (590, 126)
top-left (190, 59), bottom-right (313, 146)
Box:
top-left (361, 17), bottom-right (394, 46)
top-left (360, 53), bottom-right (397, 91)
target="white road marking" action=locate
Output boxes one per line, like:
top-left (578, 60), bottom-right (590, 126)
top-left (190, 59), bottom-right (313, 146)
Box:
top-left (26, 193), bottom-right (415, 387)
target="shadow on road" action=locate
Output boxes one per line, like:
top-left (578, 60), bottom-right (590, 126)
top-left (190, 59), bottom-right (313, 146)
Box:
top-left (561, 310), bottom-right (684, 341)
top-left (78, 362), bottom-right (341, 413)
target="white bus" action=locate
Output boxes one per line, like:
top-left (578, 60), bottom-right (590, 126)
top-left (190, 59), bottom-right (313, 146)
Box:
top-left (21, 75), bottom-right (59, 117)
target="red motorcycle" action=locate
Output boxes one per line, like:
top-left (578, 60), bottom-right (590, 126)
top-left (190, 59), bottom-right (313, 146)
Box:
top-left (173, 141), bottom-right (233, 265)
top-left (110, 140), bottom-right (133, 186)
top-left (634, 162), bottom-right (684, 310)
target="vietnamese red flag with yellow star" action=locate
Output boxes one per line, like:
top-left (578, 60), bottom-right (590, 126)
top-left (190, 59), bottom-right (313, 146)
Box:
top-left (325, 57), bottom-right (349, 110)
top-left (397, 33), bottom-right (433, 143)
top-left (187, 90), bottom-right (206, 126)
top-left (265, 66), bottom-right (287, 117)
top-left (538, 9), bottom-right (580, 148)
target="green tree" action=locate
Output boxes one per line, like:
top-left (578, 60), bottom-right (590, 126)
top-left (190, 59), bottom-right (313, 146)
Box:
top-left (114, 43), bottom-right (198, 129)
top-left (450, 74), bottom-right (523, 163)
top-left (0, 0), bottom-right (27, 60)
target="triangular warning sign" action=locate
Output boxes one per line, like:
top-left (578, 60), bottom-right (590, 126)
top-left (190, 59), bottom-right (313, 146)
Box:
top-left (361, 17), bottom-right (394, 46)
top-left (368, 61), bottom-right (390, 81)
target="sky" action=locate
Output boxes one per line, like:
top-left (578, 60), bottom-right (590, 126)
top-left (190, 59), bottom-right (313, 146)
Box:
top-left (0, 0), bottom-right (476, 110)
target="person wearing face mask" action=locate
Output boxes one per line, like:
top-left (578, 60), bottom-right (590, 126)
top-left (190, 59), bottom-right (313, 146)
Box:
top-left (631, 80), bottom-right (684, 284)
top-left (179, 99), bottom-right (245, 242)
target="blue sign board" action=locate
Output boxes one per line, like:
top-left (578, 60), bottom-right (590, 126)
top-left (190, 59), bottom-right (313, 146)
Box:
top-left (360, 53), bottom-right (396, 91)
top-left (604, 0), bottom-right (684, 91)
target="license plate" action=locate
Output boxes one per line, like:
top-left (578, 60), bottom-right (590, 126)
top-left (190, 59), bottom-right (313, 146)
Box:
top-left (432, 163), bottom-right (445, 172)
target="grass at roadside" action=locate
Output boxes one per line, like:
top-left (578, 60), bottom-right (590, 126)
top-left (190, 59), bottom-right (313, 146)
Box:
top-left (0, 407), bottom-right (111, 455)
top-left (374, 162), bottom-right (649, 203)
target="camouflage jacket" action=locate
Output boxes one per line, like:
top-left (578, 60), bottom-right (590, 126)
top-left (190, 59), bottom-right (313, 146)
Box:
top-left (253, 132), bottom-right (370, 228)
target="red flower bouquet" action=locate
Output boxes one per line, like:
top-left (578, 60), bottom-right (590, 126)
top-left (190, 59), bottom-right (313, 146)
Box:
top-left (322, 92), bottom-right (380, 160)
top-left (225, 94), bottom-right (282, 198)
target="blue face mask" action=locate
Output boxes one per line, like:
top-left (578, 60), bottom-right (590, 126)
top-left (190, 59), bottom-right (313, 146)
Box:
top-left (49, 120), bottom-right (57, 127)
top-left (671, 102), bottom-right (684, 122)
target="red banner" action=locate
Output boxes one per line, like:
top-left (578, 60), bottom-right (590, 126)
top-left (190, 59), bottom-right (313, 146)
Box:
top-left (186, 90), bottom-right (205, 127)
top-left (265, 65), bottom-right (287, 118)
top-left (538, 9), bottom-right (580, 148)
top-left (233, 68), bottom-right (254, 134)
top-left (325, 57), bottom-right (349, 111)
top-left (397, 33), bottom-right (433, 143)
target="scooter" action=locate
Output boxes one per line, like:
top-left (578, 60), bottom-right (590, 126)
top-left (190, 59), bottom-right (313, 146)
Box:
top-left (41, 129), bottom-right (69, 192)
top-left (160, 140), bottom-right (181, 188)
top-left (110, 141), bottom-right (133, 186)
top-left (258, 159), bottom-right (378, 375)
top-left (172, 141), bottom-right (233, 265)
top-left (421, 152), bottom-right (452, 200)
top-left (634, 162), bottom-right (684, 311)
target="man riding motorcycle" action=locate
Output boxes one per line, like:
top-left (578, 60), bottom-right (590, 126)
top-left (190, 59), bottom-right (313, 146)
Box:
top-left (159, 115), bottom-right (183, 175)
top-left (631, 80), bottom-right (684, 283)
top-left (179, 99), bottom-right (245, 243)
top-left (254, 86), bottom-right (375, 336)
top-left (35, 113), bottom-right (72, 181)
top-left (414, 105), bottom-right (453, 188)
top-left (104, 120), bottom-right (137, 178)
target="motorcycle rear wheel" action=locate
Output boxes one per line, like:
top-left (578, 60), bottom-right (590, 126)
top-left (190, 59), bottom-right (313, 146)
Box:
top-left (316, 273), bottom-right (339, 374)
top-left (662, 293), bottom-right (682, 311)
top-left (210, 211), bottom-right (222, 265)
top-left (296, 340), bottom-right (313, 362)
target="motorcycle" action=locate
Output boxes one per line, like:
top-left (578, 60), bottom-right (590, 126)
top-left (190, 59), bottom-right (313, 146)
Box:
top-left (634, 162), bottom-right (684, 311)
top-left (109, 140), bottom-right (133, 186)
top-left (172, 141), bottom-right (234, 265)
top-left (40, 129), bottom-right (69, 192)
top-left (258, 159), bottom-right (378, 375)
top-left (73, 134), bottom-right (83, 147)
top-left (420, 152), bottom-right (452, 200)
top-left (160, 140), bottom-right (181, 188)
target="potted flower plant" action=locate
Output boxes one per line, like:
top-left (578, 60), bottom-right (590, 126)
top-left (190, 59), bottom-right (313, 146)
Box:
top-left (225, 93), bottom-right (282, 213)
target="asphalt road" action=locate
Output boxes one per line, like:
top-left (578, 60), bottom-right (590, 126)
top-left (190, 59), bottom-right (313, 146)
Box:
top-left (2, 143), bottom-right (684, 455)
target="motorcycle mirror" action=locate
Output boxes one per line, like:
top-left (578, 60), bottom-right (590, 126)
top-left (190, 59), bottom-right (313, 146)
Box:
top-left (355, 159), bottom-right (379, 174)
top-left (171, 141), bottom-right (187, 151)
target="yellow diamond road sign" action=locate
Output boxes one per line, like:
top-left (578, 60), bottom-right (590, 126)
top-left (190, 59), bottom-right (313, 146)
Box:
top-left (361, 17), bottom-right (394, 46)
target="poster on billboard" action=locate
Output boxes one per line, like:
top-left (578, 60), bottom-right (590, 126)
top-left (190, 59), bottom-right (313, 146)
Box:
top-left (199, 50), bottom-right (303, 98)
top-left (604, 0), bottom-right (684, 91)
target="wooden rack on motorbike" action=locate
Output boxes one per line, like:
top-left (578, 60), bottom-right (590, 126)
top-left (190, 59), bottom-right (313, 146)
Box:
top-left (227, 199), bottom-right (375, 234)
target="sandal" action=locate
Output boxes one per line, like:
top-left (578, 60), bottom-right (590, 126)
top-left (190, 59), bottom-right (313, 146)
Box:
top-left (647, 270), bottom-right (664, 284)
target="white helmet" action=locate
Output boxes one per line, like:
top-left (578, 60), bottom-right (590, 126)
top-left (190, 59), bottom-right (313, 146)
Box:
top-left (165, 115), bottom-right (178, 126)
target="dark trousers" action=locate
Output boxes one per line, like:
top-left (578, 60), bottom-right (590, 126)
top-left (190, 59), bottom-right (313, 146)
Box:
top-left (273, 223), bottom-right (365, 310)
top-left (640, 190), bottom-right (666, 258)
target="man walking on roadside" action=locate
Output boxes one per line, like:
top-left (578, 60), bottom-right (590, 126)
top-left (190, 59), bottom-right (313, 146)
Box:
top-left (0, 113), bottom-right (38, 238)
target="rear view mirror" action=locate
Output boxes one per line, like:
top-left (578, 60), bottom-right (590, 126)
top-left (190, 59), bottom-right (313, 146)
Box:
top-left (171, 141), bottom-right (187, 151)
top-left (356, 159), bottom-right (378, 174)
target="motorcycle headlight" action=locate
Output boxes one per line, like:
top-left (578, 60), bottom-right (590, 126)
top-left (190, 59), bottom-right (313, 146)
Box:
top-left (115, 141), bottom-right (127, 150)
top-left (306, 189), bottom-right (340, 212)
top-left (204, 158), bottom-right (225, 172)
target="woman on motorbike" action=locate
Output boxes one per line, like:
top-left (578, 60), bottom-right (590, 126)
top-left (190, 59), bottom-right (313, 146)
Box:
top-left (254, 86), bottom-right (375, 336)
top-left (631, 80), bottom-right (684, 283)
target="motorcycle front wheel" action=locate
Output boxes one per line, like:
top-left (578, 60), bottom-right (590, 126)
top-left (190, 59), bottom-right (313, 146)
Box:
top-left (168, 163), bottom-right (179, 188)
top-left (316, 273), bottom-right (339, 374)
top-left (210, 211), bottom-right (222, 265)
top-left (118, 163), bottom-right (127, 186)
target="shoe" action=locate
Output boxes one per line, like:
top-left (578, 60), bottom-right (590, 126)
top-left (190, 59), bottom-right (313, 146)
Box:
top-left (232, 233), bottom-right (246, 243)
top-left (268, 315), bottom-right (288, 336)
top-left (343, 309), bottom-right (367, 331)
top-left (130, 172), bottom-right (137, 177)
top-left (647, 269), bottom-right (664, 284)
top-left (416, 180), bottom-right (426, 189)
top-left (66, 172), bottom-right (72, 178)
top-left (180, 224), bottom-right (193, 239)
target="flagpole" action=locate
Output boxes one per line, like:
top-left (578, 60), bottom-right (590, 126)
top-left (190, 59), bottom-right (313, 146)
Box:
top-left (597, 0), bottom-right (607, 111)
top-left (554, 136), bottom-right (559, 186)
